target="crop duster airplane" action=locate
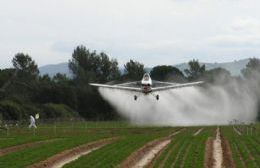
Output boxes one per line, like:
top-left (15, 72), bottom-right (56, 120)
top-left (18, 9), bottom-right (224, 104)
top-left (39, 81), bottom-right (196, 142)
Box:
top-left (90, 73), bottom-right (204, 100)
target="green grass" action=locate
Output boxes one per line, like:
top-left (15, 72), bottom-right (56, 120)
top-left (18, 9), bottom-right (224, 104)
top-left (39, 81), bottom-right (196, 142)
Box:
top-left (0, 135), bottom-right (109, 168)
top-left (153, 127), bottom-right (214, 168)
top-left (0, 121), bottom-right (174, 168)
top-left (221, 125), bottom-right (260, 168)
top-left (0, 122), bottom-right (259, 168)
top-left (0, 135), bottom-right (54, 148)
top-left (63, 127), bottom-right (175, 168)
top-left (64, 135), bottom-right (157, 168)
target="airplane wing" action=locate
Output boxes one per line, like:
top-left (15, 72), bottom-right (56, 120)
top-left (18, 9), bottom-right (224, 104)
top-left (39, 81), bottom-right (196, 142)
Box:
top-left (116, 81), bottom-right (141, 87)
top-left (89, 83), bottom-right (142, 92)
top-left (152, 81), bottom-right (204, 92)
top-left (152, 80), bottom-right (178, 87)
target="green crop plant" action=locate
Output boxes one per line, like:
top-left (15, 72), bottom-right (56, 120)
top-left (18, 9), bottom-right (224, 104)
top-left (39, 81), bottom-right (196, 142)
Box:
top-left (63, 135), bottom-right (163, 168)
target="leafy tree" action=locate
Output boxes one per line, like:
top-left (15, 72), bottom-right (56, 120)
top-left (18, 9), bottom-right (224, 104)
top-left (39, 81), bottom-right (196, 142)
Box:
top-left (39, 74), bottom-right (51, 83)
top-left (124, 59), bottom-right (145, 80)
top-left (69, 46), bottom-right (95, 82)
top-left (241, 58), bottom-right (260, 121)
top-left (12, 53), bottom-right (39, 79)
top-left (41, 103), bottom-right (77, 119)
top-left (0, 100), bottom-right (25, 120)
top-left (0, 69), bottom-right (15, 88)
top-left (53, 73), bottom-right (69, 84)
top-left (69, 45), bottom-right (120, 83)
top-left (241, 58), bottom-right (260, 79)
top-left (68, 45), bottom-right (120, 120)
top-left (98, 52), bottom-right (120, 82)
top-left (203, 68), bottom-right (231, 84)
top-left (150, 65), bottom-right (185, 82)
top-left (184, 59), bottom-right (205, 81)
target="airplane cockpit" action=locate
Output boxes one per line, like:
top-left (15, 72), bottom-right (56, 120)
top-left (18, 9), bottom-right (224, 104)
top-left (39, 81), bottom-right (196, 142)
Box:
top-left (143, 73), bottom-right (150, 81)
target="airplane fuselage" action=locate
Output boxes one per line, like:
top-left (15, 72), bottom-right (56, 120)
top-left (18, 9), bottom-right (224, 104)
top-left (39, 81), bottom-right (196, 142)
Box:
top-left (141, 73), bottom-right (152, 94)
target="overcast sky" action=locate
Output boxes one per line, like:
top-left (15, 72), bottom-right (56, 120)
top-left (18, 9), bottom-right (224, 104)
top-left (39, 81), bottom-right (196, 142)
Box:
top-left (1, 0), bottom-right (260, 68)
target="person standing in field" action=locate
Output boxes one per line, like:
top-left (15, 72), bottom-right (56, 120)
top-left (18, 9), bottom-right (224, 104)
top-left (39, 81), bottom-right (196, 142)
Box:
top-left (29, 115), bottom-right (37, 128)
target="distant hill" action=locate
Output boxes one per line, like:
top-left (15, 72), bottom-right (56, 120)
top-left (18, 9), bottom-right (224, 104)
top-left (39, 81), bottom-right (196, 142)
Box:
top-left (39, 58), bottom-right (250, 77)
top-left (174, 58), bottom-right (250, 76)
top-left (39, 63), bottom-right (71, 77)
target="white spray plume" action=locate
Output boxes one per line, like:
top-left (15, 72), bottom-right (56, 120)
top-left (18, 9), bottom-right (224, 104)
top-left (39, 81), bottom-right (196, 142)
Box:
top-left (98, 77), bottom-right (258, 126)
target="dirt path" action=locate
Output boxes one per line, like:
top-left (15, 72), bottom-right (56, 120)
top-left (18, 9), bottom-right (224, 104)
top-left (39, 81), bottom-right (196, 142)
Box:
top-left (233, 126), bottom-right (242, 135)
top-left (204, 137), bottom-right (214, 168)
top-left (193, 128), bottom-right (203, 136)
top-left (213, 128), bottom-right (223, 168)
top-left (0, 139), bottom-right (60, 157)
top-left (119, 129), bottom-right (184, 168)
top-left (204, 128), bottom-right (236, 168)
top-left (168, 128), bottom-right (185, 138)
top-left (118, 137), bottom-right (171, 168)
top-left (133, 139), bottom-right (171, 168)
top-left (29, 137), bottom-right (118, 168)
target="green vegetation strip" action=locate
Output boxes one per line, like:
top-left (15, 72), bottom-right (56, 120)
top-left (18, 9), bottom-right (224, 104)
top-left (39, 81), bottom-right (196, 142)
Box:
top-left (63, 135), bottom-right (169, 168)
top-left (0, 138), bottom-right (61, 157)
top-left (222, 126), bottom-right (259, 168)
top-left (0, 135), bottom-right (52, 148)
top-left (0, 135), bottom-right (108, 168)
top-left (153, 127), bottom-right (213, 168)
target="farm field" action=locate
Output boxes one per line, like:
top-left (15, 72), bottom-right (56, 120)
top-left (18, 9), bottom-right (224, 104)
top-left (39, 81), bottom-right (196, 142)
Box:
top-left (0, 121), bottom-right (259, 168)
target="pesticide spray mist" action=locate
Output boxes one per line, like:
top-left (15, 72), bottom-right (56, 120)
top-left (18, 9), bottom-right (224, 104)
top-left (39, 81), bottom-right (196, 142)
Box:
top-left (98, 77), bottom-right (258, 126)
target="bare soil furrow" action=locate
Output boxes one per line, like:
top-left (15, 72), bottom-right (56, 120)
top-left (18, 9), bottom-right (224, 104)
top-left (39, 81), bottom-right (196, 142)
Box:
top-left (28, 137), bottom-right (118, 168)
top-left (213, 128), bottom-right (223, 168)
top-left (0, 139), bottom-right (60, 157)
top-left (204, 137), bottom-right (214, 168)
top-left (118, 138), bottom-right (171, 168)
top-left (193, 128), bottom-right (203, 136)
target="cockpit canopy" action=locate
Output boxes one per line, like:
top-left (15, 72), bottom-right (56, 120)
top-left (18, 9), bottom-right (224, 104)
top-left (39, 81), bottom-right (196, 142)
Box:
top-left (143, 73), bottom-right (150, 81)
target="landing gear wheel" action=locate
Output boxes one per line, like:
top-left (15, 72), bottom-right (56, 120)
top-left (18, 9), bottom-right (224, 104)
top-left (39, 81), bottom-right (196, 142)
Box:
top-left (156, 95), bottom-right (159, 100)
top-left (134, 95), bottom-right (137, 101)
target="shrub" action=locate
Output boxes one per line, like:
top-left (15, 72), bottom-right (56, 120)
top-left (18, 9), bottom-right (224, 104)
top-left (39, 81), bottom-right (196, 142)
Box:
top-left (41, 103), bottom-right (77, 119)
top-left (0, 100), bottom-right (25, 120)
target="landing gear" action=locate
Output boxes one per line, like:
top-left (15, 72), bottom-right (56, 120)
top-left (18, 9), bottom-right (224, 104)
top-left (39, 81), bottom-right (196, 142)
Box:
top-left (134, 95), bottom-right (137, 101)
top-left (151, 93), bottom-right (159, 100)
top-left (156, 95), bottom-right (159, 100)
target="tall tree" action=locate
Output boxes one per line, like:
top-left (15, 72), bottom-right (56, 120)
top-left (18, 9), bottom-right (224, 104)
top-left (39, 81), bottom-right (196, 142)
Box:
top-left (203, 67), bottom-right (231, 84)
top-left (12, 53), bottom-right (39, 79)
top-left (53, 73), bottom-right (69, 84)
top-left (124, 59), bottom-right (145, 80)
top-left (98, 52), bottom-right (120, 82)
top-left (69, 45), bottom-right (120, 83)
top-left (241, 58), bottom-right (260, 79)
top-left (241, 58), bottom-right (260, 121)
top-left (184, 59), bottom-right (205, 81)
top-left (150, 65), bottom-right (185, 82)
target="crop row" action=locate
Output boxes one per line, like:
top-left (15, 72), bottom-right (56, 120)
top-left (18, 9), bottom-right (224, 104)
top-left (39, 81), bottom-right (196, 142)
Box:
top-left (0, 135), bottom-right (109, 168)
top-left (63, 135), bottom-right (161, 168)
top-left (221, 127), bottom-right (259, 168)
top-left (0, 124), bottom-right (175, 168)
top-left (153, 127), bottom-right (214, 168)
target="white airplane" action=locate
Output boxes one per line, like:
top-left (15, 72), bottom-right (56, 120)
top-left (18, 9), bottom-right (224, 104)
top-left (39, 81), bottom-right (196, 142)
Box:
top-left (90, 73), bottom-right (204, 100)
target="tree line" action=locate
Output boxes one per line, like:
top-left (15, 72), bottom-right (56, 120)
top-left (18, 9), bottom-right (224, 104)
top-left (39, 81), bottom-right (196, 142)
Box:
top-left (0, 45), bottom-right (260, 121)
